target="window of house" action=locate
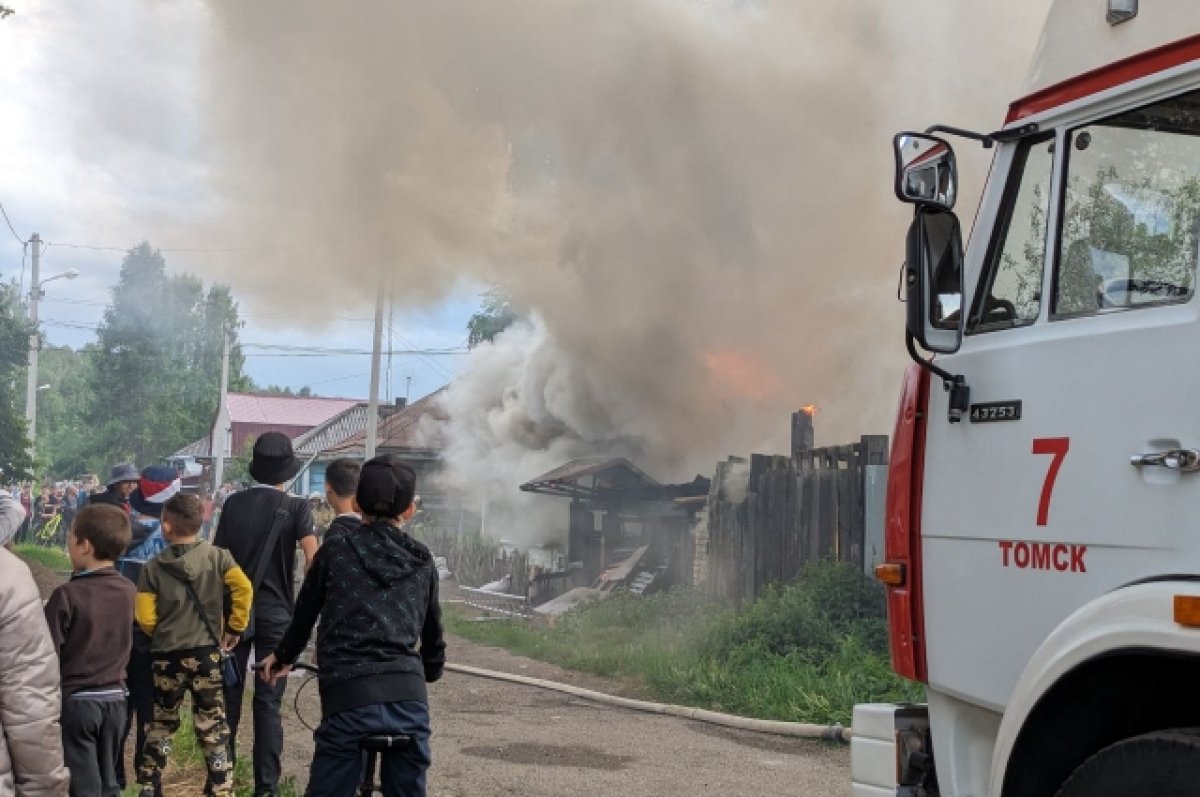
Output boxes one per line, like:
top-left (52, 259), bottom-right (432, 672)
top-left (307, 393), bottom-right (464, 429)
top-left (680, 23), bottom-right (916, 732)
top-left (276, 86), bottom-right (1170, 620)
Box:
top-left (968, 134), bottom-right (1056, 333)
top-left (1054, 90), bottom-right (1200, 317)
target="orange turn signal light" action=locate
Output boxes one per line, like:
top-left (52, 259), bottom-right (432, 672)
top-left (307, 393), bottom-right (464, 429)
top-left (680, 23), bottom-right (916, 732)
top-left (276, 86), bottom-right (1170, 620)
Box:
top-left (1174, 595), bottom-right (1200, 628)
top-left (874, 562), bottom-right (906, 587)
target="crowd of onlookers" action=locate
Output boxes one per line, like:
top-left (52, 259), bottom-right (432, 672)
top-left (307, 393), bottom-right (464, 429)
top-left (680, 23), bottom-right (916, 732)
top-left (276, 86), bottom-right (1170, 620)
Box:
top-left (0, 431), bottom-right (445, 797)
top-left (3, 480), bottom-right (91, 546)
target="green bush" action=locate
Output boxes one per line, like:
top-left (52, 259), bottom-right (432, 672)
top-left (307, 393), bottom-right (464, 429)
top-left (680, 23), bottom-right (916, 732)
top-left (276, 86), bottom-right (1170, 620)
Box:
top-left (704, 560), bottom-right (889, 662)
top-left (447, 560), bottom-right (921, 725)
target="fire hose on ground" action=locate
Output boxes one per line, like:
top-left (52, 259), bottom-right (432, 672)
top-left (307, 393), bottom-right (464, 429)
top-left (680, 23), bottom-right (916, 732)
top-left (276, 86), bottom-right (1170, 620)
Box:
top-left (444, 662), bottom-right (851, 743)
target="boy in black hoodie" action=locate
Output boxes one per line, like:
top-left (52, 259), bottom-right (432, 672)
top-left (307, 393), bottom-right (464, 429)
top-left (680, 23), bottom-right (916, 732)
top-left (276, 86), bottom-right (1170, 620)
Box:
top-left (261, 455), bottom-right (445, 797)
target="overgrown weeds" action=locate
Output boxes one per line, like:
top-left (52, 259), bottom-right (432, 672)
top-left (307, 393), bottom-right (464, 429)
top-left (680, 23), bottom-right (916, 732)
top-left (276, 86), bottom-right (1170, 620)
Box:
top-left (446, 560), bottom-right (921, 725)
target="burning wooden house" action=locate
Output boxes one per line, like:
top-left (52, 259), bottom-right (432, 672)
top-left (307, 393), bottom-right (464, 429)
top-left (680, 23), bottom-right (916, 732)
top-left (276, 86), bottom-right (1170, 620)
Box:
top-left (519, 457), bottom-right (710, 598)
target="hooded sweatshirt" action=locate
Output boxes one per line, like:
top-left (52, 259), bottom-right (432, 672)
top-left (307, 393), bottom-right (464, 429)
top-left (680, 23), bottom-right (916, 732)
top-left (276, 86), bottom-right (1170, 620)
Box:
top-left (274, 520), bottom-right (445, 718)
top-left (135, 540), bottom-right (253, 654)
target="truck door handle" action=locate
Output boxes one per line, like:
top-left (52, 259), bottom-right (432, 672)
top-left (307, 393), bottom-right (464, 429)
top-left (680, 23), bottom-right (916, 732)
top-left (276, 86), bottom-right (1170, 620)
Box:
top-left (1130, 449), bottom-right (1200, 472)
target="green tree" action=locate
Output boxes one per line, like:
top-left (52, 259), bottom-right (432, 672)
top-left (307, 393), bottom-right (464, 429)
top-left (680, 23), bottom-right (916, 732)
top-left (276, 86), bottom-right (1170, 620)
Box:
top-left (0, 277), bottom-right (34, 481)
top-left (257, 384), bottom-right (314, 397)
top-left (35, 345), bottom-right (95, 479)
top-left (80, 243), bottom-right (250, 470)
top-left (466, 289), bottom-right (518, 348)
top-left (224, 435), bottom-right (256, 485)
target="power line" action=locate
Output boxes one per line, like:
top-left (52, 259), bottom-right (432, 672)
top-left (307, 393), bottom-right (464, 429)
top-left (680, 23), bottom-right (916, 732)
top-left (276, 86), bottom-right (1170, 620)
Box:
top-left (0, 201), bottom-right (25, 244)
top-left (43, 241), bottom-right (268, 254)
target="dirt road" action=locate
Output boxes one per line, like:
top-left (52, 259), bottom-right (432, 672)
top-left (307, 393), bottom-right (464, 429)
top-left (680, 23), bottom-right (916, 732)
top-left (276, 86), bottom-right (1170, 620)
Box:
top-left (278, 635), bottom-right (851, 796)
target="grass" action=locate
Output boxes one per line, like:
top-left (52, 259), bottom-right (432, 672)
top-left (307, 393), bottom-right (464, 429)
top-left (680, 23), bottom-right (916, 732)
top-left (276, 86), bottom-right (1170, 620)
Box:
top-left (447, 560), bottom-right (922, 726)
top-left (13, 542), bottom-right (72, 572)
top-left (119, 698), bottom-right (301, 797)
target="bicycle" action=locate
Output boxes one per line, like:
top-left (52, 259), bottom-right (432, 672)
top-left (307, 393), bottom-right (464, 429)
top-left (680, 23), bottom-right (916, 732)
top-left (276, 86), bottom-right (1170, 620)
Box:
top-left (252, 661), bottom-right (412, 797)
top-left (34, 511), bottom-right (62, 546)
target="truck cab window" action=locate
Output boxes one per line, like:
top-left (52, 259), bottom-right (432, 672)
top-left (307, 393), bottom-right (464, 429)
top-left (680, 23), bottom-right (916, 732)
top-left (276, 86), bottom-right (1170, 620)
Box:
top-left (968, 135), bottom-right (1055, 333)
top-left (1054, 89), bottom-right (1200, 316)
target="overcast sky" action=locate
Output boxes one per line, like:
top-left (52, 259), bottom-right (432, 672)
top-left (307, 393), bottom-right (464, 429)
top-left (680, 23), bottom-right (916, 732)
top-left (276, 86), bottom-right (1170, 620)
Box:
top-left (0, 0), bottom-right (474, 402)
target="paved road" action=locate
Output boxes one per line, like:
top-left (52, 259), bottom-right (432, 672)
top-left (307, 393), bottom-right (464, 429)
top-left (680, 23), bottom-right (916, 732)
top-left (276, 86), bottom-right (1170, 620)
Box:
top-left (278, 636), bottom-right (851, 796)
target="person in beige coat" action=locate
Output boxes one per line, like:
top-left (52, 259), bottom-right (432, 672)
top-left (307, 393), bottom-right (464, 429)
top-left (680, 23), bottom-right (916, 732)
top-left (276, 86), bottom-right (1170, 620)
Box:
top-left (0, 494), bottom-right (70, 796)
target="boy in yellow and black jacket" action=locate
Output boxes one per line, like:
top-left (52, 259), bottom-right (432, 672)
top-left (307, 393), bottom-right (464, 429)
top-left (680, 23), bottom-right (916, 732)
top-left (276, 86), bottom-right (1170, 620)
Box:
top-left (133, 494), bottom-right (252, 797)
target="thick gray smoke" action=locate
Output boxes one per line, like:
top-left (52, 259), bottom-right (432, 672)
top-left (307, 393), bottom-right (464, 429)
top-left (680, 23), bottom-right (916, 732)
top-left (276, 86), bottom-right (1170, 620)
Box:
top-left (193, 0), bottom-right (1052, 545)
top-left (19, 0), bottom-right (1047, 546)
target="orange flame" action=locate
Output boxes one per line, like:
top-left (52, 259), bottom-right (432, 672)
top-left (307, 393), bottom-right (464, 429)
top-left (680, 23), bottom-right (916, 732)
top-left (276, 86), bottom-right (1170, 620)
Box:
top-left (800, 404), bottom-right (819, 416)
top-left (703, 348), bottom-right (781, 401)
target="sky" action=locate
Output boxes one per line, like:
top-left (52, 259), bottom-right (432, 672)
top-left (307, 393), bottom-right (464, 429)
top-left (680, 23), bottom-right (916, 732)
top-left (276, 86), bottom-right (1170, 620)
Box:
top-left (0, 0), bottom-right (475, 402)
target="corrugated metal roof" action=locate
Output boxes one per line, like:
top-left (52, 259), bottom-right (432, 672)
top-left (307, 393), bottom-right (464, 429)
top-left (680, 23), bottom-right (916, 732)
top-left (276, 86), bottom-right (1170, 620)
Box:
top-left (226, 393), bottom-right (360, 427)
top-left (293, 403), bottom-right (378, 455)
top-left (325, 389), bottom-right (449, 456)
top-left (519, 457), bottom-right (659, 498)
top-left (170, 437), bottom-right (211, 459)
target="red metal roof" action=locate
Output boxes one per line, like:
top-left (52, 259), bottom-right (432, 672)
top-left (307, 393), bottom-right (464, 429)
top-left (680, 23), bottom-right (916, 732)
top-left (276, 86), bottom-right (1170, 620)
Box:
top-left (226, 393), bottom-right (360, 427)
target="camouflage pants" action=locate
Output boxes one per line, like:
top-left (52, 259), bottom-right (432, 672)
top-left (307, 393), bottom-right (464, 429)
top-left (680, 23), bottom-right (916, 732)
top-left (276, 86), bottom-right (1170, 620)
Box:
top-left (138, 648), bottom-right (233, 796)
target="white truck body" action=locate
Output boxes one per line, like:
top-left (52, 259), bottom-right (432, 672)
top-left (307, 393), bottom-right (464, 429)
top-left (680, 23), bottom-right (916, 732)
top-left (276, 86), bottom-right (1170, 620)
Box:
top-left (854, 2), bottom-right (1200, 795)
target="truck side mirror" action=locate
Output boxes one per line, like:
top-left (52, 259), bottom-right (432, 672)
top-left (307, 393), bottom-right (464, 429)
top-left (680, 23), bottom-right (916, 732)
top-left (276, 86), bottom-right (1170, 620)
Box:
top-left (894, 133), bottom-right (958, 211)
top-left (905, 207), bottom-right (964, 354)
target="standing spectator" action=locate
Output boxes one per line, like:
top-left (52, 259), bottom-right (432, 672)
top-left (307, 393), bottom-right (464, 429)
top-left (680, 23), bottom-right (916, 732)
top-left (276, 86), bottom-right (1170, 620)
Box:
top-left (213, 432), bottom-right (316, 796)
top-left (32, 486), bottom-right (50, 537)
top-left (61, 486), bottom-right (80, 543)
top-left (0, 494), bottom-right (71, 795)
top-left (17, 485), bottom-right (32, 543)
top-left (260, 456), bottom-right (444, 797)
top-left (322, 458), bottom-right (362, 543)
top-left (309, 492), bottom-right (334, 538)
top-left (90, 463), bottom-right (140, 513)
top-left (115, 467), bottom-right (176, 793)
top-left (44, 504), bottom-right (135, 797)
top-left (134, 494), bottom-right (252, 797)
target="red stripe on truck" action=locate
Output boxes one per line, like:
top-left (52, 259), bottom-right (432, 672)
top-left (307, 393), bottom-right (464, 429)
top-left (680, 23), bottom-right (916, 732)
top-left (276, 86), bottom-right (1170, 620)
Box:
top-left (883, 363), bottom-right (930, 683)
top-left (1007, 34), bottom-right (1200, 123)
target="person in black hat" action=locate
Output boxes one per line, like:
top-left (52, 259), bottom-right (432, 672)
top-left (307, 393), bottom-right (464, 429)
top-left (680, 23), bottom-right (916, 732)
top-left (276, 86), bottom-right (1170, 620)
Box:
top-left (212, 432), bottom-right (315, 797)
top-left (260, 454), bottom-right (444, 797)
top-left (89, 463), bottom-right (141, 513)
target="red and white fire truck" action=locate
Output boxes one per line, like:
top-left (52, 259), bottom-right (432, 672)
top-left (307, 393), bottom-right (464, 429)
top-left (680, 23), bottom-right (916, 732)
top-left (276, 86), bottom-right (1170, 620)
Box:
top-left (853, 1), bottom-right (1200, 795)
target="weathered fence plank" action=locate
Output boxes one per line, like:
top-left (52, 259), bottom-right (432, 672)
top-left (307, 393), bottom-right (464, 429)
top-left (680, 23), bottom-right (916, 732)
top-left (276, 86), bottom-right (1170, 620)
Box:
top-left (703, 420), bottom-right (889, 603)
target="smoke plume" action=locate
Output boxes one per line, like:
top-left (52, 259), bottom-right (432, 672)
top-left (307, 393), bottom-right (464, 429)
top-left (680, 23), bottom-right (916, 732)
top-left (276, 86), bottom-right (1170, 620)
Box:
top-left (192, 0), bottom-right (1053, 544)
top-left (95, 0), bottom-right (1046, 545)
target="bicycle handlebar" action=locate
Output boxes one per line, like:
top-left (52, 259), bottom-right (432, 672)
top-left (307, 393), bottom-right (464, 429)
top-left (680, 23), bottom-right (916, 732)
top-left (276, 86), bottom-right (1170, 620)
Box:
top-left (251, 660), bottom-right (319, 675)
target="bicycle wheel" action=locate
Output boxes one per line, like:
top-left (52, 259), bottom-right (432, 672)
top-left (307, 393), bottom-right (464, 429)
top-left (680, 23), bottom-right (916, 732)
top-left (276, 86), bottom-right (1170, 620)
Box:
top-left (37, 514), bottom-right (61, 545)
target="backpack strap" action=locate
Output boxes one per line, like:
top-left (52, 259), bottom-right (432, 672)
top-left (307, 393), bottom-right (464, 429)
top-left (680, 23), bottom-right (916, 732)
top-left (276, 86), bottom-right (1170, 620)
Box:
top-left (248, 489), bottom-right (292, 594)
top-left (160, 565), bottom-right (223, 649)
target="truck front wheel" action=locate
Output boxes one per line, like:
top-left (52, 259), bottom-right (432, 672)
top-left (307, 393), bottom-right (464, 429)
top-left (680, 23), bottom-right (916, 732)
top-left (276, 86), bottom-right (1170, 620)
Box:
top-left (1055, 729), bottom-right (1200, 797)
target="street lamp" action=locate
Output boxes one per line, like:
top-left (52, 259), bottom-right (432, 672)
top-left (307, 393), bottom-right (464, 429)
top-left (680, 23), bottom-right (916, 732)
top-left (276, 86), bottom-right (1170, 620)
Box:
top-left (24, 231), bottom-right (78, 453)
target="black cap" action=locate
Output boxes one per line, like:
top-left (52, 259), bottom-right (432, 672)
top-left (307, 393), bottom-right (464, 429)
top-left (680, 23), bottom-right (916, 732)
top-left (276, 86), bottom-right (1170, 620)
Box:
top-left (356, 455), bottom-right (416, 518)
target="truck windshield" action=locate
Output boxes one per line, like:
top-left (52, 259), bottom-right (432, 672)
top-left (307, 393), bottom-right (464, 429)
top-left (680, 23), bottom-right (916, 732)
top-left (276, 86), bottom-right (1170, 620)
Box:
top-left (1054, 89), bottom-right (1200, 316)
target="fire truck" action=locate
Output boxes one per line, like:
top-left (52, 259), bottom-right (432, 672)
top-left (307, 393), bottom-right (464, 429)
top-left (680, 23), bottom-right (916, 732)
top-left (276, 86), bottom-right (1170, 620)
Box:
top-left (852, 1), bottom-right (1200, 795)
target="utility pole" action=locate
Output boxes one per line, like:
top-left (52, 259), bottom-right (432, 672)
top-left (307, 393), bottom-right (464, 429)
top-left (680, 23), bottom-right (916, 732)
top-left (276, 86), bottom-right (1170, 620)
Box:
top-left (386, 296), bottom-right (394, 403)
top-left (23, 233), bottom-right (41, 451)
top-left (210, 329), bottom-right (231, 493)
top-left (365, 287), bottom-right (384, 460)
top-left (405, 376), bottom-right (412, 404)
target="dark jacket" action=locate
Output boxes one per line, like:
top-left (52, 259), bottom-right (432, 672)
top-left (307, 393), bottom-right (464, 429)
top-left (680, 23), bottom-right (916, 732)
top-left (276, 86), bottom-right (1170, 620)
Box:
top-left (323, 513), bottom-right (360, 543)
top-left (43, 567), bottom-right (135, 697)
top-left (274, 520), bottom-right (445, 718)
top-left (88, 487), bottom-right (129, 512)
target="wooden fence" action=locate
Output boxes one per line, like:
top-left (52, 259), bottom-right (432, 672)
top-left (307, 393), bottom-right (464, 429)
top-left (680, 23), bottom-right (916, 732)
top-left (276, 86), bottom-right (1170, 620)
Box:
top-left (704, 412), bottom-right (887, 605)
